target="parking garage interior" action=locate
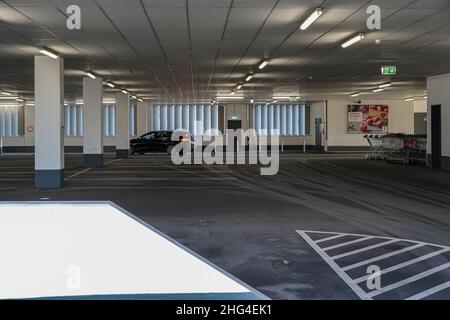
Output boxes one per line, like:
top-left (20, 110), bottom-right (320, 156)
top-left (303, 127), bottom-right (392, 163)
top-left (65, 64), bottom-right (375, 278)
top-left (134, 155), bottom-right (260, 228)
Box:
top-left (1, 0), bottom-right (450, 301)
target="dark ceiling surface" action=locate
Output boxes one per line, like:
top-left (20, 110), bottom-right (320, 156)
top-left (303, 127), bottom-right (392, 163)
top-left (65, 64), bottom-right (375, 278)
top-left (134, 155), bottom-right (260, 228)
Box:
top-left (0, 0), bottom-right (449, 103)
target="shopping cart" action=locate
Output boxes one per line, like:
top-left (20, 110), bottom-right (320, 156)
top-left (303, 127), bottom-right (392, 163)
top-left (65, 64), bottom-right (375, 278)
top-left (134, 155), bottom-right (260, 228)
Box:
top-left (364, 134), bottom-right (388, 160)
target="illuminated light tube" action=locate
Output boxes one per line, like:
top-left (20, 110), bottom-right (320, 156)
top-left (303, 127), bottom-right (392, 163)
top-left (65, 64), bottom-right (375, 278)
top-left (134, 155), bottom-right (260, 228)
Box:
top-left (341, 33), bottom-right (365, 48)
top-left (372, 88), bottom-right (384, 93)
top-left (350, 92), bottom-right (360, 97)
top-left (85, 72), bottom-right (96, 79)
top-left (216, 96), bottom-right (244, 100)
top-left (25, 103), bottom-right (35, 106)
top-left (236, 84), bottom-right (242, 90)
top-left (272, 96), bottom-right (301, 100)
top-left (378, 82), bottom-right (392, 88)
top-left (230, 91), bottom-right (236, 95)
top-left (137, 98), bottom-right (143, 102)
top-left (131, 95), bottom-right (137, 99)
top-left (39, 47), bottom-right (59, 59)
top-left (105, 82), bottom-right (115, 88)
top-left (121, 89), bottom-right (128, 94)
top-left (258, 59), bottom-right (269, 70)
top-left (423, 95), bottom-right (427, 99)
top-left (1, 91), bottom-right (12, 96)
top-left (16, 98), bottom-right (24, 102)
top-left (0, 104), bottom-right (21, 107)
top-left (0, 96), bottom-right (19, 100)
top-left (300, 8), bottom-right (323, 31)
top-left (250, 99), bottom-right (254, 103)
top-left (245, 74), bottom-right (254, 82)
top-left (404, 97), bottom-right (414, 101)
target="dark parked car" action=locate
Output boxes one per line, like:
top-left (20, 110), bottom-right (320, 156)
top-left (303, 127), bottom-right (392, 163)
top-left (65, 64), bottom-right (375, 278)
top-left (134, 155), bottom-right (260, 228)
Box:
top-left (130, 131), bottom-right (191, 155)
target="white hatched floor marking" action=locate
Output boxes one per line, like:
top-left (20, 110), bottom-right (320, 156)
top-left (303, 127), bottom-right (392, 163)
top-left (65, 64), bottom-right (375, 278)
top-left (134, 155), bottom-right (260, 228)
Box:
top-left (296, 230), bottom-right (450, 300)
top-left (405, 281), bottom-right (450, 300)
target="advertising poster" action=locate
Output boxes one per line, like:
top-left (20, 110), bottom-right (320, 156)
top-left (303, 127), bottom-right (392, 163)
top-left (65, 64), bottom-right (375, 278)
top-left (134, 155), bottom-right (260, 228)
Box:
top-left (347, 104), bottom-right (389, 134)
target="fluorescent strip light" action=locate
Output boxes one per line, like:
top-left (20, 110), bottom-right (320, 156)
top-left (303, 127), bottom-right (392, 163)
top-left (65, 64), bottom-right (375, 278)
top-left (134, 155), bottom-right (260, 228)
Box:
top-left (236, 84), bottom-right (242, 90)
top-left (378, 82), bottom-right (392, 88)
top-left (372, 88), bottom-right (384, 93)
top-left (423, 95), bottom-right (427, 99)
top-left (350, 92), bottom-right (360, 97)
top-left (258, 59), bottom-right (269, 70)
top-left (1, 91), bottom-right (12, 96)
top-left (85, 72), bottom-right (96, 79)
top-left (39, 47), bottom-right (58, 59)
top-left (0, 104), bottom-right (21, 107)
top-left (0, 96), bottom-right (19, 100)
top-left (105, 82), bottom-right (115, 88)
top-left (25, 103), bottom-right (35, 106)
top-left (272, 96), bottom-right (301, 100)
top-left (16, 98), bottom-right (24, 102)
top-left (250, 99), bottom-right (254, 103)
top-left (404, 97), bottom-right (414, 101)
top-left (245, 74), bottom-right (254, 82)
top-left (131, 95), bottom-right (137, 99)
top-left (121, 89), bottom-right (128, 94)
top-left (272, 100), bottom-right (278, 103)
top-left (230, 91), bottom-right (236, 95)
top-left (137, 98), bottom-right (143, 102)
top-left (341, 33), bottom-right (365, 48)
top-left (300, 8), bottom-right (323, 31)
top-left (216, 96), bottom-right (244, 100)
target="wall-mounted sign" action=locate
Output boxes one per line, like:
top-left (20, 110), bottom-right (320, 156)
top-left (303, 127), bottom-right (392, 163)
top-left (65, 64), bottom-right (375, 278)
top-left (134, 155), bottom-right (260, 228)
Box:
top-left (381, 66), bottom-right (397, 76)
top-left (347, 105), bottom-right (389, 134)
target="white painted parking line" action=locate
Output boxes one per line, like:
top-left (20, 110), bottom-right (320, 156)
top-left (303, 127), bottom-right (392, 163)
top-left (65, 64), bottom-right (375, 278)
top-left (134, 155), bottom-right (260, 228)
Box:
top-left (297, 230), bottom-right (450, 300)
top-left (330, 239), bottom-right (399, 260)
top-left (342, 243), bottom-right (426, 272)
top-left (368, 262), bottom-right (450, 298)
top-left (296, 231), bottom-right (372, 300)
top-left (405, 281), bottom-right (450, 300)
top-left (65, 168), bottom-right (91, 181)
top-left (315, 234), bottom-right (347, 244)
top-left (323, 236), bottom-right (373, 251)
top-left (354, 248), bottom-right (450, 284)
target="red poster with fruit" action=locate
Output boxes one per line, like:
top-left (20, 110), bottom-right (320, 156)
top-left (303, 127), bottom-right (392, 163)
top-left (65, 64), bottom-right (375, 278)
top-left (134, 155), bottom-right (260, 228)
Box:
top-left (347, 105), bottom-right (389, 134)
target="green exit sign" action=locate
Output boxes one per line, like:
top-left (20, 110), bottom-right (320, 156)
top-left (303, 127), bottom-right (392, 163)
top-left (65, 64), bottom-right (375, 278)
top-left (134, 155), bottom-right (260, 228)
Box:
top-left (381, 66), bottom-right (397, 76)
top-left (289, 96), bottom-right (299, 102)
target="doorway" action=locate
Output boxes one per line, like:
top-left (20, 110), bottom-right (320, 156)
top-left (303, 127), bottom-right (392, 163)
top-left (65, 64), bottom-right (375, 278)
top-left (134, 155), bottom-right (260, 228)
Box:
top-left (227, 120), bottom-right (242, 151)
top-left (315, 118), bottom-right (322, 148)
top-left (431, 105), bottom-right (441, 169)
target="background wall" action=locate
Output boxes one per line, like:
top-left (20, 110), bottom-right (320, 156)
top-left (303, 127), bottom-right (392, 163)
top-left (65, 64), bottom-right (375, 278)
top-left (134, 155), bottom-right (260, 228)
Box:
top-left (427, 73), bottom-right (450, 170)
top-left (326, 99), bottom-right (415, 149)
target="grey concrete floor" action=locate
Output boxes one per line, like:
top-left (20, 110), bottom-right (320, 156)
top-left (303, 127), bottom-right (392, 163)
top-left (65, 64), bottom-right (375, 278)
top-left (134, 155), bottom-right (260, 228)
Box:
top-left (0, 153), bottom-right (449, 300)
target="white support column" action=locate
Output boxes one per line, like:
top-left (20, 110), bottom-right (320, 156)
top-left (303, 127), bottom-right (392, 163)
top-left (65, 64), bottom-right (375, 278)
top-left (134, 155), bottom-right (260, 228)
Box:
top-left (83, 77), bottom-right (103, 168)
top-left (34, 56), bottom-right (64, 188)
top-left (115, 91), bottom-right (130, 158)
top-left (136, 100), bottom-right (148, 137)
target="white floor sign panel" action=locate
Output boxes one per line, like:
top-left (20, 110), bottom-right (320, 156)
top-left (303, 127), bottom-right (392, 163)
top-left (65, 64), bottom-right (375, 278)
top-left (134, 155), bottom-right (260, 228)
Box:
top-left (0, 202), bottom-right (266, 300)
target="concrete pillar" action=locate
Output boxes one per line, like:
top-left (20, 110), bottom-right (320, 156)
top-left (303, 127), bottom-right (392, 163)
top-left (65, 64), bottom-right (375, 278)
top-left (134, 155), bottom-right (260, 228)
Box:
top-left (34, 56), bottom-right (64, 188)
top-left (136, 100), bottom-right (148, 137)
top-left (115, 91), bottom-right (130, 158)
top-left (427, 73), bottom-right (450, 171)
top-left (83, 77), bottom-right (103, 167)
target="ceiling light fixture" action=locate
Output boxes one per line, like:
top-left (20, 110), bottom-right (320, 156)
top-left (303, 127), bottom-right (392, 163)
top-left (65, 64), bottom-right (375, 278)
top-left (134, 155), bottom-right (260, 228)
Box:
top-left (258, 59), bottom-right (270, 70)
top-left (121, 89), bottom-right (128, 94)
top-left (216, 96), bottom-right (244, 100)
top-left (236, 84), bottom-right (242, 90)
top-left (250, 99), bottom-right (254, 103)
top-left (372, 88), bottom-right (384, 93)
top-left (16, 98), bottom-right (24, 102)
top-left (245, 74), bottom-right (254, 82)
top-left (25, 103), bottom-right (35, 106)
top-left (85, 71), bottom-right (96, 79)
top-left (1, 91), bottom-right (12, 96)
top-left (105, 82), bottom-right (115, 88)
top-left (378, 82), bottom-right (392, 88)
top-left (350, 92), bottom-right (360, 97)
top-left (0, 104), bottom-right (21, 107)
top-left (404, 97), bottom-right (414, 101)
top-left (137, 98), bottom-right (143, 102)
top-left (39, 47), bottom-right (59, 59)
top-left (230, 91), bottom-right (236, 95)
top-left (300, 8), bottom-right (323, 31)
top-left (341, 33), bottom-right (365, 48)
top-left (423, 95), bottom-right (427, 99)
top-left (0, 96), bottom-right (19, 100)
